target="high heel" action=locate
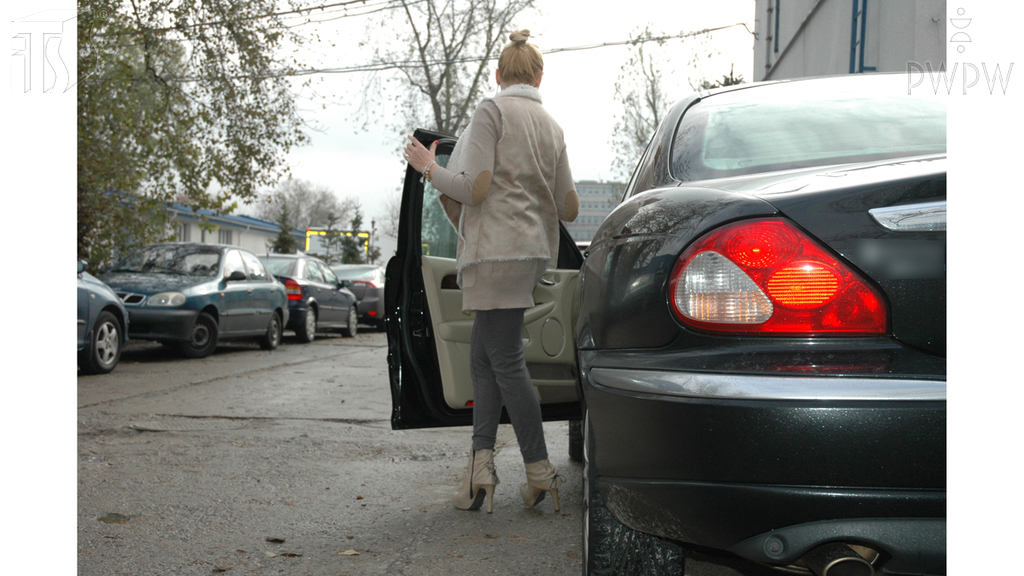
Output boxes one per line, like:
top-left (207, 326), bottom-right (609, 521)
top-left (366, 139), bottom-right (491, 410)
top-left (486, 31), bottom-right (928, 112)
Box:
top-left (520, 459), bottom-right (564, 511)
top-left (452, 448), bottom-right (499, 513)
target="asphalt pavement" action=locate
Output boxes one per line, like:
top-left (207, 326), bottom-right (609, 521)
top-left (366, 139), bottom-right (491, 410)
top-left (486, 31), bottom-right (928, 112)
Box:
top-left (77, 330), bottom-right (583, 575)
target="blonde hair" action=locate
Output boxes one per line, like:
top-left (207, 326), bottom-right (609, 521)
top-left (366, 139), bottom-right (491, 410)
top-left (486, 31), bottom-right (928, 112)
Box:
top-left (497, 29), bottom-right (543, 85)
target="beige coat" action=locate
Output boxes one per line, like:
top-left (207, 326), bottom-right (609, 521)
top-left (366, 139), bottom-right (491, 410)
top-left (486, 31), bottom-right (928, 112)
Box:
top-left (431, 85), bottom-right (579, 310)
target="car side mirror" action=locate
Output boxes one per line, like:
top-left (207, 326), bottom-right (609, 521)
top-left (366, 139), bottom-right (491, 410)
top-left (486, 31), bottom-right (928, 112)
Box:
top-left (78, 259), bottom-right (87, 274)
top-left (226, 270), bottom-right (247, 282)
top-left (340, 280), bottom-right (352, 288)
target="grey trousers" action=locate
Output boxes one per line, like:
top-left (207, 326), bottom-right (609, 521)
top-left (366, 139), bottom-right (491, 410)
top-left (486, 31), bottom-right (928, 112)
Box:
top-left (470, 308), bottom-right (548, 464)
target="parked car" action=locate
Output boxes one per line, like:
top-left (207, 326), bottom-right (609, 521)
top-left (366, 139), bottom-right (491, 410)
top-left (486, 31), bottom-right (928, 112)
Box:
top-left (330, 264), bottom-right (385, 330)
top-left (100, 243), bottom-right (288, 358)
top-left (385, 73), bottom-right (945, 576)
top-left (259, 253), bottom-right (358, 342)
top-left (78, 260), bottom-right (128, 374)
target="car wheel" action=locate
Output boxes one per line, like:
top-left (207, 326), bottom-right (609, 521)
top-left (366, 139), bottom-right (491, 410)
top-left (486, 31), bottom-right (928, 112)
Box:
top-left (177, 312), bottom-right (219, 359)
top-left (569, 418), bottom-right (583, 462)
top-left (79, 311), bottom-right (122, 375)
top-left (259, 312), bottom-right (282, 350)
top-left (583, 410), bottom-right (685, 576)
top-left (341, 307), bottom-right (358, 337)
top-left (295, 307), bottom-right (316, 343)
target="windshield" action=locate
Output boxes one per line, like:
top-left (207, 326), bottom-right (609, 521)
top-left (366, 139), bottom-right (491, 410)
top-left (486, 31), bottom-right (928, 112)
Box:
top-left (672, 75), bottom-right (947, 182)
top-left (111, 245), bottom-right (222, 277)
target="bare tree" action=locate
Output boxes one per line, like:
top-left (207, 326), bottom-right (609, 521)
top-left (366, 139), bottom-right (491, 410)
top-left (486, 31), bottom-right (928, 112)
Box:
top-left (380, 189), bottom-right (402, 237)
top-left (610, 26), bottom-right (671, 182)
top-left (253, 178), bottom-right (357, 231)
top-left (359, 0), bottom-right (535, 138)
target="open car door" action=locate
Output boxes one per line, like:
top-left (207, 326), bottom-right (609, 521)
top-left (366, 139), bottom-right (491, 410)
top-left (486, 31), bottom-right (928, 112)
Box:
top-left (384, 129), bottom-right (584, 430)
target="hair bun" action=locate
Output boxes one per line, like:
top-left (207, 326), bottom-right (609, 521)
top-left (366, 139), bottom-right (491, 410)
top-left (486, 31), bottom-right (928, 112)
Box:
top-left (509, 29), bottom-right (531, 45)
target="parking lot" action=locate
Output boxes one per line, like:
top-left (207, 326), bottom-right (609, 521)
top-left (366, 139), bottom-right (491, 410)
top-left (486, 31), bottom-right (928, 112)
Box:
top-left (77, 329), bottom-right (585, 576)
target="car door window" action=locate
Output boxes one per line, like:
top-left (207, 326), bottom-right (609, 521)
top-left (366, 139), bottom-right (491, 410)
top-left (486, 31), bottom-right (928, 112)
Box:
top-left (223, 250), bottom-right (245, 279)
top-left (320, 264), bottom-right (340, 286)
top-left (240, 251), bottom-right (269, 282)
top-left (305, 260), bottom-right (325, 283)
top-left (421, 153), bottom-right (457, 258)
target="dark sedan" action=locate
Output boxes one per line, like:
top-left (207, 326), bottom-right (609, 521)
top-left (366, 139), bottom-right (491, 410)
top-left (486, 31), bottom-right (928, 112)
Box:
top-left (385, 72), bottom-right (945, 576)
top-left (100, 243), bottom-right (288, 358)
top-left (330, 264), bottom-right (385, 330)
top-left (78, 260), bottom-right (128, 374)
top-left (259, 253), bottom-right (358, 342)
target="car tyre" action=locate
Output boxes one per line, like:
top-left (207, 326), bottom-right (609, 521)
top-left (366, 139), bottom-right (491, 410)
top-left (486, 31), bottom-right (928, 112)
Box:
top-left (177, 312), bottom-right (219, 359)
top-left (341, 307), bottom-right (358, 337)
top-left (295, 307), bottom-right (317, 343)
top-left (259, 312), bottom-right (282, 350)
top-left (569, 418), bottom-right (583, 462)
top-left (583, 410), bottom-right (685, 576)
top-left (79, 311), bottom-right (122, 375)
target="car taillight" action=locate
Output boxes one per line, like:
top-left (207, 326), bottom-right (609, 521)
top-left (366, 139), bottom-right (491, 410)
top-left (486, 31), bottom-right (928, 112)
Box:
top-left (354, 280), bottom-right (380, 289)
top-left (668, 218), bottom-right (887, 335)
top-left (284, 279), bottom-right (302, 301)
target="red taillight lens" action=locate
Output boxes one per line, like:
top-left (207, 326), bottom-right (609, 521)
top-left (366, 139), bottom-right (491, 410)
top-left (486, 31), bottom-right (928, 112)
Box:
top-left (669, 218), bottom-right (887, 335)
top-left (284, 279), bottom-right (302, 301)
top-left (354, 280), bottom-right (380, 289)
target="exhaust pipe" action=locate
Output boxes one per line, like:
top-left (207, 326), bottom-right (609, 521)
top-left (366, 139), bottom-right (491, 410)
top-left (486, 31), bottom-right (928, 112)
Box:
top-left (801, 542), bottom-right (874, 576)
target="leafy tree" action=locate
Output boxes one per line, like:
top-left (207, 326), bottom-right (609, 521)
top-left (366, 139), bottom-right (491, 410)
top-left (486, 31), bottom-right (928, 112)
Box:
top-left (270, 202), bottom-right (299, 254)
top-left (252, 178), bottom-right (358, 232)
top-left (358, 0), bottom-right (535, 138)
top-left (77, 0), bottom-right (309, 269)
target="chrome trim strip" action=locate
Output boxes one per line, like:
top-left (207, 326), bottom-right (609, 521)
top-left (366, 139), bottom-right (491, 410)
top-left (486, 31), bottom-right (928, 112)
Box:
top-left (869, 200), bottom-right (946, 232)
top-left (590, 368), bottom-right (946, 401)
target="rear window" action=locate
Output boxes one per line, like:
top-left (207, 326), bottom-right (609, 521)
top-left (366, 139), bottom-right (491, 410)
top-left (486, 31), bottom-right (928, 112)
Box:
top-left (260, 257), bottom-right (296, 277)
top-left (332, 267), bottom-right (378, 281)
top-left (671, 75), bottom-right (947, 182)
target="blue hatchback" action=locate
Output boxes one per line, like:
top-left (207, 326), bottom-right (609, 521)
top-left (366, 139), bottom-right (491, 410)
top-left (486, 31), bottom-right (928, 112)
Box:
top-left (101, 243), bottom-right (289, 358)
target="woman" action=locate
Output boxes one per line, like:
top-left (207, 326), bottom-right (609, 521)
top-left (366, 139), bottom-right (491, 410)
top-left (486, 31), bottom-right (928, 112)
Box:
top-left (404, 29), bottom-right (579, 514)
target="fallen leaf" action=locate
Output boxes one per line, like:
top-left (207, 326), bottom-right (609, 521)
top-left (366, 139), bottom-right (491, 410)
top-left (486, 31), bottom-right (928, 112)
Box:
top-left (566, 552), bottom-right (579, 558)
top-left (337, 549), bottom-right (361, 556)
top-left (264, 551), bottom-right (277, 558)
top-left (346, 535), bottom-right (354, 539)
top-left (356, 495), bottom-right (364, 500)
top-left (485, 534), bottom-right (499, 539)
top-left (212, 566), bottom-right (233, 572)
top-left (265, 537), bottom-right (285, 543)
top-left (279, 552), bottom-right (302, 557)
top-left (402, 508), bottom-right (411, 512)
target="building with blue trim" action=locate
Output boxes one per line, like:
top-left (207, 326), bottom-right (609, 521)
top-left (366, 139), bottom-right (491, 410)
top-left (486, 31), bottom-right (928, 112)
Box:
top-left (168, 204), bottom-right (305, 256)
top-left (754, 0), bottom-right (946, 82)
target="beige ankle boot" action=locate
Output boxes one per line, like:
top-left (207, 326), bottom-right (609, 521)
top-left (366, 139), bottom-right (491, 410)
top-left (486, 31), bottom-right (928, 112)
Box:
top-left (520, 459), bottom-right (564, 511)
top-left (451, 449), bottom-right (499, 513)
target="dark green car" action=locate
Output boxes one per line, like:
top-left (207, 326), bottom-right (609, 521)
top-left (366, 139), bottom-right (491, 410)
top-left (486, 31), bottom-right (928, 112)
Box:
top-left (101, 243), bottom-right (289, 358)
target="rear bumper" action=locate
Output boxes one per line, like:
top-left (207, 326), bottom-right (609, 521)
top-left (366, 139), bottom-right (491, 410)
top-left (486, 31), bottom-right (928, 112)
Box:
top-left (582, 364), bottom-right (946, 573)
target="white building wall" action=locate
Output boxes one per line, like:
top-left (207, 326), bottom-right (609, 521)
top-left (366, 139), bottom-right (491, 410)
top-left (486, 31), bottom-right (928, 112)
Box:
top-left (754, 0), bottom-right (945, 82)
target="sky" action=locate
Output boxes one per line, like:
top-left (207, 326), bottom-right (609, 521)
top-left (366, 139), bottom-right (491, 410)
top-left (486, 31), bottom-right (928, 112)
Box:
top-left (267, 0), bottom-right (758, 228)
top-left (4, 0), bottom-right (1024, 573)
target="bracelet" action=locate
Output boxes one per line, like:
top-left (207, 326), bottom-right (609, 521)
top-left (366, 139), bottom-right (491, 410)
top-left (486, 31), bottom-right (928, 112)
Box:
top-left (422, 161), bottom-right (437, 182)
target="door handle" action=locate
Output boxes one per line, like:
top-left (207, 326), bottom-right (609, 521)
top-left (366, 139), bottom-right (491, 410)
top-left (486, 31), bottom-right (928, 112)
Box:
top-left (539, 276), bottom-right (555, 286)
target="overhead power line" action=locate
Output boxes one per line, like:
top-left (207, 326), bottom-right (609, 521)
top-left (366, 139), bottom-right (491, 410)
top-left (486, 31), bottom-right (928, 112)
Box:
top-left (286, 23), bottom-right (755, 77)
